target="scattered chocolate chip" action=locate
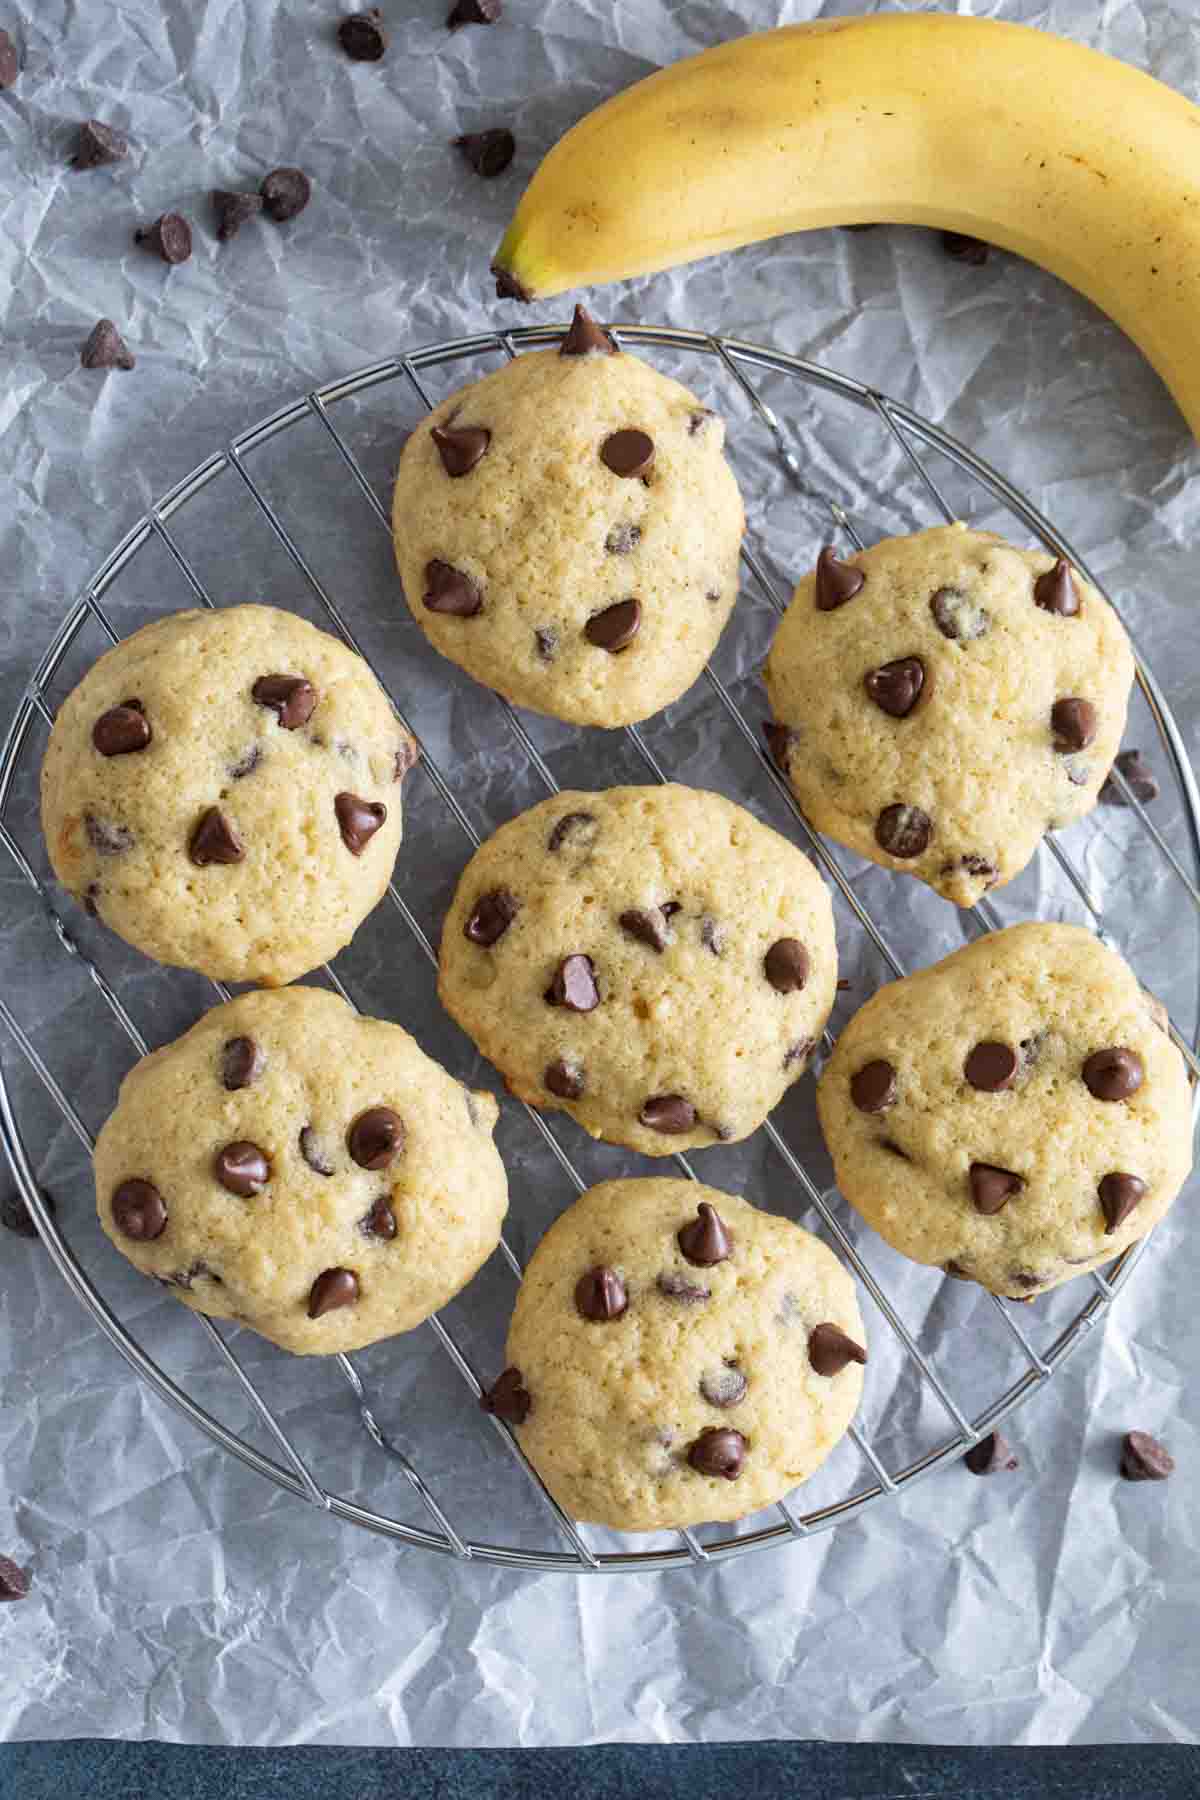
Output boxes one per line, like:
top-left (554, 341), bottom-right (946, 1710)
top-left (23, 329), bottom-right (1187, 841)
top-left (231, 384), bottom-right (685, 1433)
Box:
top-left (687, 1427), bottom-right (746, 1480)
top-left (677, 1201), bottom-right (732, 1266)
top-left (81, 319), bottom-right (135, 370)
top-left (189, 807), bottom-right (244, 866)
top-left (942, 231), bottom-right (989, 265)
top-left (1100, 749), bottom-right (1158, 807)
top-left (212, 189), bottom-right (263, 241)
top-left (559, 304), bottom-right (615, 357)
top-left (360, 1196), bottom-right (397, 1240)
top-left (229, 745), bottom-right (262, 780)
top-left (394, 738), bottom-right (419, 781)
top-left (763, 937), bottom-right (809, 994)
top-left (547, 812), bottom-right (595, 855)
top-left (493, 266), bottom-right (531, 302)
top-left (534, 626), bottom-right (558, 661)
top-left (575, 1264), bottom-right (627, 1321)
top-left (335, 792), bottom-right (386, 854)
top-left (964, 1041), bottom-right (1018, 1092)
top-left (600, 429), bottom-right (654, 479)
top-left (481, 1366), bottom-right (530, 1423)
top-left (347, 1106), bottom-right (405, 1170)
top-left (783, 1037), bottom-right (814, 1072)
top-left (657, 1271), bottom-right (710, 1303)
top-left (299, 1126), bottom-right (335, 1176)
top-left (808, 1322), bottom-right (868, 1377)
top-left (964, 1431), bottom-right (1018, 1474)
top-left (84, 884), bottom-right (100, 915)
top-left (879, 1137), bottom-right (909, 1159)
top-left (944, 1259), bottom-right (973, 1281)
top-left (585, 598), bottom-right (641, 652)
top-left (161, 1259), bottom-right (217, 1290)
top-left (876, 803), bottom-right (932, 859)
top-left (619, 907), bottom-right (669, 952)
top-left (338, 8), bottom-right (387, 58)
top-left (544, 1058), bottom-right (584, 1100)
top-left (221, 1036), bottom-right (262, 1091)
top-left (260, 166), bottom-right (311, 222)
top-left (1120, 1429), bottom-right (1174, 1482)
top-left (850, 1060), bottom-right (896, 1114)
top-left (865, 656), bottom-right (925, 719)
top-left (704, 586), bottom-right (722, 603)
top-left (688, 408), bottom-right (716, 434)
top-left (814, 546), bottom-right (865, 611)
top-left (1082, 1046), bottom-right (1143, 1102)
top-left (0, 1557), bottom-right (30, 1603)
top-left (214, 1141), bottom-right (270, 1197)
top-left (930, 585), bottom-right (989, 641)
top-left (74, 119), bottom-right (128, 169)
top-left (464, 887), bottom-right (519, 945)
top-left (1099, 1172), bottom-right (1147, 1235)
top-left (423, 558), bottom-right (483, 617)
top-left (431, 422), bottom-right (492, 476)
top-left (307, 1267), bottom-right (359, 1318)
top-left (700, 1364), bottom-right (747, 1408)
top-left (112, 1178), bottom-right (167, 1241)
top-left (605, 522), bottom-right (641, 555)
top-left (454, 128), bottom-right (515, 178)
top-left (762, 720), bottom-right (799, 771)
top-left (1033, 559), bottom-right (1081, 617)
top-left (942, 853), bottom-right (1000, 888)
top-left (640, 1094), bottom-right (696, 1134)
top-left (0, 31), bottom-right (18, 89)
top-left (85, 813), bottom-right (133, 855)
top-left (253, 673), bottom-right (317, 728)
top-left (1, 1186), bottom-right (54, 1240)
top-left (661, 901), bottom-right (682, 919)
top-left (546, 953), bottom-right (599, 1012)
top-left (448, 0), bottom-right (500, 23)
top-left (699, 916), bottom-right (725, 957)
top-left (969, 1162), bottom-right (1025, 1215)
top-left (133, 212), bottom-right (192, 265)
top-left (1051, 697), bottom-right (1098, 753)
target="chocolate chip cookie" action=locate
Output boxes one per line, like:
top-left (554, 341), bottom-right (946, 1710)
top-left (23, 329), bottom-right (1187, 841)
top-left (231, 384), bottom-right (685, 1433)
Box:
top-left (817, 922), bottom-right (1192, 1298)
top-left (391, 308), bottom-right (745, 726)
top-left (437, 784), bottom-right (838, 1154)
top-left (764, 525), bottom-right (1135, 906)
top-left (484, 1178), bottom-right (866, 1530)
top-left (93, 986), bottom-right (507, 1354)
top-left (41, 604), bottom-right (416, 984)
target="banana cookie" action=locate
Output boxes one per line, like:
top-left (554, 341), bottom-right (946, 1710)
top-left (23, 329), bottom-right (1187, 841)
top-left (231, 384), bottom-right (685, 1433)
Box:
top-left (817, 922), bottom-right (1192, 1298)
top-left (41, 604), bottom-right (416, 985)
top-left (438, 784), bottom-right (837, 1155)
top-left (391, 307), bottom-right (744, 726)
top-left (94, 987), bottom-right (508, 1355)
top-left (764, 525), bottom-right (1134, 906)
top-left (482, 1179), bottom-right (866, 1531)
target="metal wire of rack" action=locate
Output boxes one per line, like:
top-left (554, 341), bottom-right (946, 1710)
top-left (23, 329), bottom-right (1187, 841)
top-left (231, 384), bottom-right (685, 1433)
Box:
top-left (2, 323), bottom-right (1198, 1575)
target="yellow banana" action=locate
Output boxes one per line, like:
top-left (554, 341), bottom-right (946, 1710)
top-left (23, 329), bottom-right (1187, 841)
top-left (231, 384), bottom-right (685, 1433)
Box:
top-left (492, 14), bottom-right (1200, 436)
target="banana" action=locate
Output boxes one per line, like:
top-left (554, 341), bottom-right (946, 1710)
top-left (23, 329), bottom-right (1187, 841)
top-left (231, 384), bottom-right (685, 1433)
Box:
top-left (492, 14), bottom-right (1200, 436)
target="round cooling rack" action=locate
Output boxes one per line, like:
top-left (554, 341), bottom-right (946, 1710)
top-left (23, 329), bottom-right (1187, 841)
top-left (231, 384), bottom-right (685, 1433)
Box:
top-left (2, 323), bottom-right (1199, 1574)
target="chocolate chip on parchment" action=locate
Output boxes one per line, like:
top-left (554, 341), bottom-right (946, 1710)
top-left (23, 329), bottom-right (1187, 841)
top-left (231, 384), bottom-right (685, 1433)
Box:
top-left (214, 1141), bottom-right (270, 1197)
top-left (212, 189), bottom-right (263, 240)
top-left (545, 954), bottom-right (599, 1012)
top-left (600, 430), bottom-right (654, 479)
top-left (875, 803), bottom-right (932, 859)
top-left (964, 1041), bottom-right (1018, 1093)
top-left (814, 546), bottom-right (865, 612)
top-left (85, 814), bottom-right (133, 855)
top-left (81, 319), bottom-right (135, 371)
top-left (307, 1267), bottom-right (359, 1318)
top-left (134, 212), bottom-right (193, 265)
top-left (447, 0), bottom-right (500, 24)
top-left (1099, 1172), bottom-right (1147, 1234)
top-left (1, 1185), bottom-right (54, 1240)
top-left (605, 522), bottom-right (641, 555)
top-left (783, 1037), bottom-right (814, 1072)
top-left (657, 1271), bottom-right (710, 1304)
top-left (585, 598), bottom-right (641, 652)
top-left (687, 1427), bottom-right (746, 1480)
top-left (534, 626), bottom-right (558, 662)
top-left (347, 1106), bottom-right (405, 1170)
top-left (964, 1431), bottom-right (1018, 1475)
top-left (930, 586), bottom-right (989, 641)
top-left (481, 1366), bottom-right (530, 1424)
top-left (299, 1126), bottom-right (335, 1176)
top-left (559, 304), bottom-right (615, 357)
top-left (640, 1094), bottom-right (696, 1135)
top-left (423, 558), bottom-right (483, 617)
top-left (969, 1162), bottom-right (1024, 1215)
top-left (700, 1363), bottom-right (747, 1408)
top-left (464, 887), bottom-right (519, 945)
top-left (253, 673), bottom-right (317, 728)
top-left (764, 937), bottom-right (809, 993)
top-left (575, 1264), bottom-right (627, 1321)
top-left (942, 231), bottom-right (989, 265)
top-left (73, 119), bottom-right (128, 169)
top-left (808, 1322), bottom-right (868, 1377)
top-left (1051, 698), bottom-right (1097, 753)
top-left (360, 1196), bottom-right (397, 1240)
top-left (1119, 1429), bottom-right (1174, 1482)
top-left (0, 1557), bottom-right (30, 1603)
top-left (260, 166), bottom-right (311, 222)
top-left (619, 907), bottom-right (669, 952)
top-left (431, 422), bottom-right (492, 476)
top-left (865, 657), bottom-right (925, 719)
top-left (1082, 1046), bottom-right (1143, 1102)
top-left (0, 32), bottom-right (18, 90)
top-left (1033, 559), bottom-right (1081, 617)
top-left (544, 1058), bottom-right (584, 1100)
top-left (677, 1201), bottom-right (732, 1266)
top-left (221, 1036), bottom-right (263, 1091)
top-left (112, 1178), bottom-right (167, 1241)
top-left (189, 807), bottom-right (244, 866)
top-left (454, 128), bottom-right (515, 178)
top-left (335, 792), bottom-right (386, 854)
top-left (338, 8), bottom-right (387, 58)
top-left (850, 1060), bottom-right (896, 1114)
top-left (93, 701), bottom-right (150, 756)
top-left (1100, 750), bottom-right (1158, 807)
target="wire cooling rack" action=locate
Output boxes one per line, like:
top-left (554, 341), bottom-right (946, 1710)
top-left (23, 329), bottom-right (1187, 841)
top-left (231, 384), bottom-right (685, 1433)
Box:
top-left (2, 323), bottom-right (1199, 1575)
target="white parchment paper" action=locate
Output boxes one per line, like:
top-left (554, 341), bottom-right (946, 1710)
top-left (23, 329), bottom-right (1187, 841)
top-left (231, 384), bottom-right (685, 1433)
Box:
top-left (2, 0), bottom-right (1199, 1748)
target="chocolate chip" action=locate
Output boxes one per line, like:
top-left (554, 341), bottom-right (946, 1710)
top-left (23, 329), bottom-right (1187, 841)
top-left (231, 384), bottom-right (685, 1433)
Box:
top-left (189, 807), bottom-right (244, 866)
top-left (600, 429), bottom-right (654, 479)
top-left (1063, 757), bottom-right (1091, 788)
top-left (1120, 1429), bottom-right (1174, 1482)
top-left (559, 304), bottom-right (615, 357)
top-left (657, 1271), bottom-right (710, 1303)
top-left (447, 0), bottom-right (500, 23)
top-left (1082, 1046), bottom-right (1143, 1102)
top-left (1033, 559), bottom-right (1081, 617)
top-left (964, 1041), bottom-right (1018, 1092)
top-left (221, 1036), bottom-right (262, 1090)
top-left (81, 319), bottom-right (135, 370)
top-left (394, 738), bottom-right (419, 781)
top-left (161, 1259), bottom-right (218, 1291)
top-left (875, 803), bottom-right (932, 859)
top-left (112, 1178), bottom-right (167, 1241)
top-left (944, 1259), bottom-right (973, 1281)
top-left (212, 189), bottom-right (263, 241)
top-left (0, 32), bottom-right (18, 90)
top-left (464, 887), bottom-right (519, 945)
top-left (213, 1141), bottom-right (270, 1198)
top-left (338, 9), bottom-right (387, 58)
top-left (808, 1322), bottom-right (868, 1377)
top-left (85, 813), bottom-right (133, 856)
top-left (431, 423), bottom-right (491, 476)
top-left (229, 745), bottom-right (262, 780)
top-left (605, 522), bottom-right (641, 555)
top-left (969, 1162), bottom-right (1025, 1215)
top-left (260, 166), bottom-right (311, 222)
top-left (585, 598), bottom-right (641, 652)
top-left (1051, 698), bottom-right (1098, 753)
top-left (964, 1431), bottom-right (1018, 1475)
top-left (943, 853), bottom-right (999, 887)
top-left (865, 657), bottom-right (925, 719)
top-left (850, 1060), bottom-right (896, 1114)
top-left (1100, 749), bottom-right (1158, 807)
top-left (0, 1557), bottom-right (30, 1603)
top-left (764, 937), bottom-right (809, 993)
top-left (454, 129), bottom-right (515, 178)
top-left (762, 721), bottom-right (799, 771)
top-left (879, 1138), bottom-right (909, 1159)
top-left (1099, 1172), bottom-right (1147, 1234)
top-left (423, 558), bottom-right (483, 617)
top-left (534, 626), bottom-right (558, 661)
top-left (481, 1366), bottom-right (530, 1423)
top-left (700, 1363), bottom-right (747, 1408)
top-left (661, 901), bottom-right (682, 919)
top-left (783, 1037), bottom-right (814, 1072)
top-left (253, 673), bottom-right (317, 728)
top-left (687, 1427), bottom-right (746, 1480)
top-left (299, 1127), bottom-right (335, 1176)
top-left (942, 231), bottom-right (989, 265)
top-left (132, 212), bottom-right (193, 266)
top-left (619, 908), bottom-right (669, 952)
top-left (1009, 1270), bottom-right (1047, 1292)
top-left (575, 1264), bottom-right (628, 1321)
top-left (307, 1267), bottom-right (359, 1318)
top-left (677, 1201), bottom-right (732, 1266)
top-left (347, 1106), bottom-right (405, 1170)
top-left (494, 267), bottom-right (531, 302)
top-left (930, 586), bottom-right (989, 641)
top-left (699, 916), bottom-right (725, 957)
top-left (1, 1186), bottom-right (54, 1240)
top-left (335, 792), bottom-right (386, 854)
top-left (544, 1058), bottom-right (584, 1099)
top-left (360, 1197), bottom-right (397, 1240)
top-left (814, 546), bottom-right (865, 611)
top-left (688, 408), bottom-right (716, 435)
top-left (546, 954), bottom-right (599, 1012)
top-left (74, 119), bottom-right (128, 169)
top-left (84, 884), bottom-right (100, 915)
top-left (640, 1094), bottom-right (696, 1134)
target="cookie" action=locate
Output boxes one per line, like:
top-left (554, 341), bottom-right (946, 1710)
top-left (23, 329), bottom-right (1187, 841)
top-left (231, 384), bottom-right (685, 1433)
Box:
top-left (817, 922), bottom-right (1192, 1298)
top-left (390, 308), bottom-right (744, 727)
top-left (764, 525), bottom-right (1135, 906)
top-left (41, 604), bottom-right (416, 985)
top-left (437, 784), bottom-right (838, 1154)
top-left (93, 987), bottom-right (507, 1354)
top-left (486, 1179), bottom-right (866, 1531)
